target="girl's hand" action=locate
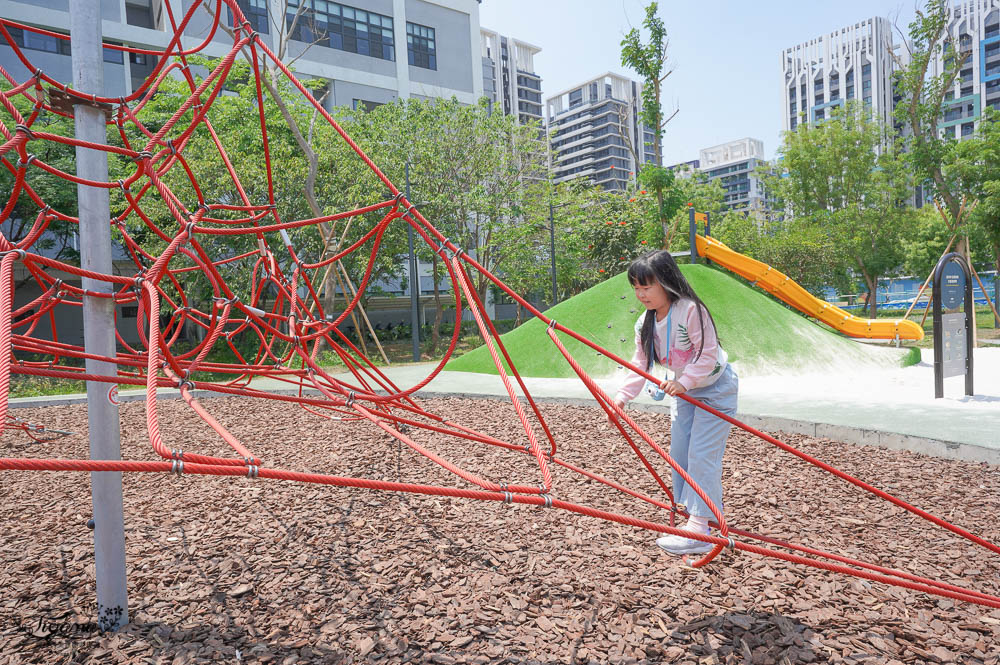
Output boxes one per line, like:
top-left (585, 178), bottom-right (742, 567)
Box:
top-left (607, 398), bottom-right (625, 425)
top-left (659, 379), bottom-right (687, 396)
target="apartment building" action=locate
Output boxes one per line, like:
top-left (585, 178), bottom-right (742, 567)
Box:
top-left (545, 72), bottom-right (657, 192)
top-left (699, 138), bottom-right (768, 214)
top-left (927, 0), bottom-right (1000, 139)
top-left (480, 28), bottom-right (542, 125)
top-left (783, 4), bottom-right (1000, 140)
top-left (781, 16), bottom-right (896, 134)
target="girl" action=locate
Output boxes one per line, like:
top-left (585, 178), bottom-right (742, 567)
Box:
top-left (611, 250), bottom-right (738, 555)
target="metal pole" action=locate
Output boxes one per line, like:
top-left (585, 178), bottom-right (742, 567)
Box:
top-left (70, 1), bottom-right (128, 631)
top-left (549, 200), bottom-right (557, 306)
top-left (965, 258), bottom-right (974, 397)
top-left (995, 274), bottom-right (999, 329)
top-left (406, 162), bottom-right (420, 362)
top-left (704, 212), bottom-right (712, 267)
top-left (688, 205), bottom-right (697, 264)
top-left (933, 259), bottom-right (944, 399)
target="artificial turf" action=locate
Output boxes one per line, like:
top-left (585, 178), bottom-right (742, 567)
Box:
top-left (445, 265), bottom-right (919, 378)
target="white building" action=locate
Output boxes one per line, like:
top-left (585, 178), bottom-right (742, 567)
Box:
top-left (545, 72), bottom-right (657, 192)
top-left (926, 0), bottom-right (1000, 140)
top-left (781, 16), bottom-right (896, 134)
top-left (699, 138), bottom-right (768, 213)
top-left (782, 5), bottom-right (1000, 140)
top-left (0, 0), bottom-right (485, 110)
top-left (480, 28), bottom-right (542, 125)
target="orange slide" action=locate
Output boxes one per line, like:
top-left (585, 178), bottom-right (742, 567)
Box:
top-left (694, 235), bottom-right (925, 341)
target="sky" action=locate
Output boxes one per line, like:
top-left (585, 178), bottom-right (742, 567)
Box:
top-left (478, 0), bottom-right (920, 164)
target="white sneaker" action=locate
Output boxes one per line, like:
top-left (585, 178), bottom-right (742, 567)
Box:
top-left (656, 533), bottom-right (713, 555)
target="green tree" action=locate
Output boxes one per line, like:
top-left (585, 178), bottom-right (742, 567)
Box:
top-left (620, 2), bottom-right (684, 246)
top-left (714, 214), bottom-right (847, 297)
top-left (891, 0), bottom-right (977, 261)
top-left (0, 81), bottom-right (82, 278)
top-left (664, 170), bottom-right (726, 254)
top-left (948, 108), bottom-right (1000, 284)
top-left (765, 102), bottom-right (915, 317)
top-left (354, 98), bottom-right (551, 352)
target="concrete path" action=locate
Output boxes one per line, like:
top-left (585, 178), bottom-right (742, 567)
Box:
top-left (12, 348), bottom-right (999, 464)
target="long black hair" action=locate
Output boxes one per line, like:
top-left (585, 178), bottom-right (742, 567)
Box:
top-left (626, 250), bottom-right (719, 367)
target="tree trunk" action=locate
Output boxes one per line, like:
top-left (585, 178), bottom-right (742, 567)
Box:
top-left (860, 267), bottom-right (877, 319)
top-left (656, 189), bottom-right (667, 248)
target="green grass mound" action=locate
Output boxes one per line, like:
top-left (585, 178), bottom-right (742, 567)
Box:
top-left (446, 265), bottom-right (919, 379)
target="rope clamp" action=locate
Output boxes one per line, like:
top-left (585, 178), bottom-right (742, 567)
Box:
top-left (17, 154), bottom-right (36, 169)
top-left (117, 179), bottom-right (131, 194)
top-left (170, 449), bottom-right (183, 460)
top-left (435, 238), bottom-right (457, 260)
top-left (166, 139), bottom-right (177, 156)
top-left (246, 465), bottom-right (259, 478)
top-left (547, 319), bottom-right (557, 330)
top-left (540, 494), bottom-right (553, 508)
top-left (170, 459), bottom-right (184, 475)
top-left (14, 123), bottom-right (35, 139)
top-left (726, 536), bottom-right (736, 550)
top-left (0, 249), bottom-right (27, 259)
top-left (504, 492), bottom-right (513, 504)
top-left (345, 391), bottom-right (356, 407)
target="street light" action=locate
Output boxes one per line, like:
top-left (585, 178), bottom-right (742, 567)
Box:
top-left (405, 161), bottom-right (420, 362)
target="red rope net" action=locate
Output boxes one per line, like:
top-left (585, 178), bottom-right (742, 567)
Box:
top-left (0, 1), bottom-right (997, 608)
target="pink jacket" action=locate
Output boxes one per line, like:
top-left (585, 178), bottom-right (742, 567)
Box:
top-left (615, 298), bottom-right (728, 403)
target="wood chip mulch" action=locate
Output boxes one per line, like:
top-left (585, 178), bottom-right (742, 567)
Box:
top-left (1, 396), bottom-right (998, 664)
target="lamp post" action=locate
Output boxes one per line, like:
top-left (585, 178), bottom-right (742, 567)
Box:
top-left (406, 161), bottom-right (420, 362)
top-left (548, 200), bottom-right (557, 306)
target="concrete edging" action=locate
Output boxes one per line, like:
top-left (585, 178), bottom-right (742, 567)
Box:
top-left (9, 388), bottom-right (998, 466)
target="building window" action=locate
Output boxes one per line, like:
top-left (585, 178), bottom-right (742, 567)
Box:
top-left (406, 22), bottom-right (436, 70)
top-left (4, 26), bottom-right (123, 63)
top-left (228, 0), bottom-right (270, 34)
top-left (352, 98), bottom-right (383, 112)
top-left (961, 122), bottom-right (974, 136)
top-left (569, 89), bottom-right (583, 108)
top-left (287, 1), bottom-right (395, 61)
top-left (519, 89), bottom-right (541, 103)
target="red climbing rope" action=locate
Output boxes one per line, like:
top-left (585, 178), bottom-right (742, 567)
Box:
top-left (1, 0), bottom-right (997, 610)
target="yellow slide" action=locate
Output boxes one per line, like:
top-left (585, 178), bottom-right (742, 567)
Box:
top-left (694, 235), bottom-right (924, 341)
